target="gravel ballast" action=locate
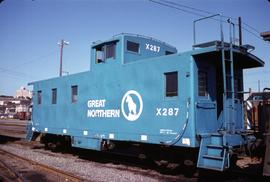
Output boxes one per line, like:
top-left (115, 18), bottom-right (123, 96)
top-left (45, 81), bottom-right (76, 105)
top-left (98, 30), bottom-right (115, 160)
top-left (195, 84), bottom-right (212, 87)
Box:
top-left (0, 142), bottom-right (183, 182)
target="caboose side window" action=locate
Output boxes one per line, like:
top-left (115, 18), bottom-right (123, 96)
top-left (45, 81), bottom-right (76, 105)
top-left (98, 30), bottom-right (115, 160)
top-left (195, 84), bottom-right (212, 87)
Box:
top-left (127, 41), bottom-right (139, 53)
top-left (96, 46), bottom-right (104, 63)
top-left (165, 51), bottom-right (174, 55)
top-left (37, 90), bottom-right (42, 105)
top-left (106, 43), bottom-right (116, 59)
top-left (198, 71), bottom-right (208, 97)
top-left (52, 88), bottom-right (57, 104)
top-left (71, 85), bottom-right (78, 103)
top-left (96, 43), bottom-right (116, 63)
top-left (165, 72), bottom-right (178, 97)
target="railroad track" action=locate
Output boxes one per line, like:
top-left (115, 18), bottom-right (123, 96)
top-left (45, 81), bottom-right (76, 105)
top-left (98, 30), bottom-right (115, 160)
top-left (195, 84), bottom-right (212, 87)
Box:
top-left (0, 121), bottom-right (27, 138)
top-left (1, 139), bottom-right (185, 181)
top-left (2, 138), bottom-right (268, 182)
top-left (0, 159), bottom-right (24, 182)
top-left (2, 131), bottom-right (268, 182)
top-left (0, 148), bottom-right (87, 182)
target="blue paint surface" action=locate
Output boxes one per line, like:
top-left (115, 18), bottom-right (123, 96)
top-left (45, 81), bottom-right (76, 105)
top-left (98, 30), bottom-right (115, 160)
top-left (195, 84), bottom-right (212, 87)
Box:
top-left (28, 34), bottom-right (264, 151)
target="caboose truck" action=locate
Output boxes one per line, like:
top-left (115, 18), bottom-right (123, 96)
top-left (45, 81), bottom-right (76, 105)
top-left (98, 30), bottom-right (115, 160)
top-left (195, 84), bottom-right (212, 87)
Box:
top-left (27, 15), bottom-right (265, 172)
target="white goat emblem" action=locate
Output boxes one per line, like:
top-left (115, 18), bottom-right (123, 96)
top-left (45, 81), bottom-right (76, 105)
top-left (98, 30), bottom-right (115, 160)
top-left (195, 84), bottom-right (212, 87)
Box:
top-left (121, 90), bottom-right (143, 121)
top-left (126, 95), bottom-right (137, 116)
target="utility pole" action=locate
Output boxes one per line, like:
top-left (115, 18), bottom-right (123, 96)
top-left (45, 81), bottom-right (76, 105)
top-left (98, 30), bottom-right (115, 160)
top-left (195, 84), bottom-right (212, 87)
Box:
top-left (258, 80), bottom-right (261, 92)
top-left (238, 17), bottom-right (242, 46)
top-left (58, 39), bottom-right (69, 77)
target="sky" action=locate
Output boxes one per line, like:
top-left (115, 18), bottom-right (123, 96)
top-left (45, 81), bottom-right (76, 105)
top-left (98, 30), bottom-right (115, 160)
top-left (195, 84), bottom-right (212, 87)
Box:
top-left (0, 0), bottom-right (270, 96)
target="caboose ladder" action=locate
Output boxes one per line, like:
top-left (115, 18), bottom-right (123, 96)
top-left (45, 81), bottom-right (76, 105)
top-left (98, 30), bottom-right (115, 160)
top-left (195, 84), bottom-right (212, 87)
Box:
top-left (221, 20), bottom-right (236, 134)
top-left (193, 15), bottom-right (236, 134)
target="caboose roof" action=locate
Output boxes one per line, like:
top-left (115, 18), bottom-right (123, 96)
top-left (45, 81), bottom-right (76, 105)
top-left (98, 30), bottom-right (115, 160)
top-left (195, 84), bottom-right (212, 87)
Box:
top-left (91, 33), bottom-right (177, 50)
top-left (92, 39), bottom-right (119, 48)
top-left (191, 41), bottom-right (264, 69)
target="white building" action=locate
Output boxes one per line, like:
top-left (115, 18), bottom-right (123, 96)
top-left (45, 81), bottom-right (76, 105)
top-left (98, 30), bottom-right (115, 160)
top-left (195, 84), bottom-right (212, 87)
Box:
top-left (15, 86), bottom-right (32, 99)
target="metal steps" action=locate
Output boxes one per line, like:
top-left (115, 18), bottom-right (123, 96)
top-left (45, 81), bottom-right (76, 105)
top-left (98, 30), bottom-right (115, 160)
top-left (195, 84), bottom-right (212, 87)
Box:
top-left (197, 134), bottom-right (229, 171)
top-left (207, 144), bottom-right (223, 149)
top-left (203, 155), bottom-right (223, 160)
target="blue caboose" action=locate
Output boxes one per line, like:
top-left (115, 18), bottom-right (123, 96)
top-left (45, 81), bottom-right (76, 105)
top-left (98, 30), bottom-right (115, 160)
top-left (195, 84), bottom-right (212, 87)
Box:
top-left (27, 18), bottom-right (264, 171)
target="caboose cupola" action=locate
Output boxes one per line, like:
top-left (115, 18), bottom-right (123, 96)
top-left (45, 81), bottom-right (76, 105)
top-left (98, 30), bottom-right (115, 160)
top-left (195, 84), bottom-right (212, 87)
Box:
top-left (90, 33), bottom-right (177, 68)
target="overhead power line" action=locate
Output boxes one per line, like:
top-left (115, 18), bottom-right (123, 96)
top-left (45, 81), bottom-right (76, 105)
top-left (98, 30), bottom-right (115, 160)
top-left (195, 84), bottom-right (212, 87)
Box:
top-left (149, 0), bottom-right (206, 17)
top-left (162, 0), bottom-right (239, 21)
top-left (162, 0), bottom-right (214, 15)
top-left (242, 22), bottom-right (261, 34)
top-left (0, 67), bottom-right (37, 79)
top-left (149, 0), bottom-right (265, 42)
top-left (10, 49), bottom-right (58, 69)
top-left (0, 71), bottom-right (30, 80)
top-left (1, 49), bottom-right (58, 81)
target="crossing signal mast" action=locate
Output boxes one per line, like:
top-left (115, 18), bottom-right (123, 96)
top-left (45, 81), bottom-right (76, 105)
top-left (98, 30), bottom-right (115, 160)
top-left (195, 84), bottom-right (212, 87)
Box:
top-left (58, 39), bottom-right (69, 77)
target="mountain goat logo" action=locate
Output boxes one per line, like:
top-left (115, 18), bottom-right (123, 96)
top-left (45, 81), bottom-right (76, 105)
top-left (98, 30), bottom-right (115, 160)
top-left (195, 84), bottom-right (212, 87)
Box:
top-left (125, 95), bottom-right (137, 116)
top-left (121, 90), bottom-right (143, 121)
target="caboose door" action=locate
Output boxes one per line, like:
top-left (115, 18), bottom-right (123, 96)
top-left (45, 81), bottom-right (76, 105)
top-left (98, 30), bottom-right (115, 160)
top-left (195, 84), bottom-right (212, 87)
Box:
top-left (195, 61), bottom-right (219, 134)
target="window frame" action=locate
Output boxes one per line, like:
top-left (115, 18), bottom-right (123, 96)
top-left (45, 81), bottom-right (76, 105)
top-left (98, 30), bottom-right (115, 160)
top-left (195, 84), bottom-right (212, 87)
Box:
top-left (105, 43), bottom-right (116, 59)
top-left (37, 90), bottom-right (42, 105)
top-left (164, 71), bottom-right (178, 98)
top-left (198, 70), bottom-right (208, 97)
top-left (126, 40), bottom-right (140, 54)
top-left (165, 51), bottom-right (174, 55)
top-left (71, 85), bottom-right (78, 103)
top-left (95, 42), bottom-right (117, 63)
top-left (96, 46), bottom-right (105, 63)
top-left (51, 88), bottom-right (57, 104)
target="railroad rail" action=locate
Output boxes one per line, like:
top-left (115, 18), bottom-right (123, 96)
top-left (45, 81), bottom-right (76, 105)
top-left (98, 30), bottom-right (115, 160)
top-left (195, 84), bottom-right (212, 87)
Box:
top-left (0, 148), bottom-right (87, 182)
top-left (0, 159), bottom-right (24, 182)
top-left (1, 137), bottom-right (270, 181)
top-left (0, 119), bottom-right (27, 138)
